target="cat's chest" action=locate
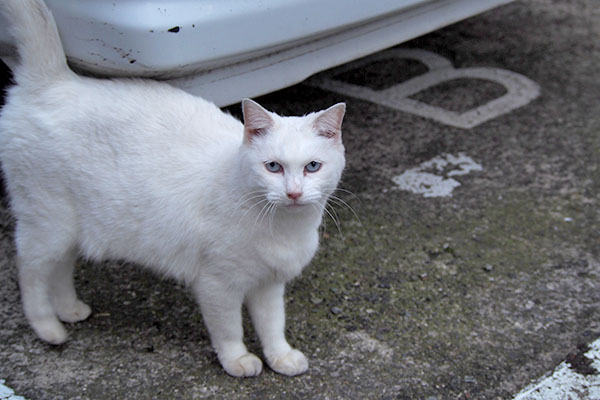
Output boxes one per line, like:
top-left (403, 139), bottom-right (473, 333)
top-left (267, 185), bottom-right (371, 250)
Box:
top-left (254, 228), bottom-right (319, 282)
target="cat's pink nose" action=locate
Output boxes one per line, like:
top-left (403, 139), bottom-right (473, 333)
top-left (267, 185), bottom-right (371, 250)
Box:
top-left (287, 191), bottom-right (302, 200)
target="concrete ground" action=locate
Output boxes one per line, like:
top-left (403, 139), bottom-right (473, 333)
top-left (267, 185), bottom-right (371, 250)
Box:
top-left (1, 0), bottom-right (599, 398)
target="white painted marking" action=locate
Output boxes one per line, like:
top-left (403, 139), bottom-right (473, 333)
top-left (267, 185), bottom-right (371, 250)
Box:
top-left (0, 381), bottom-right (26, 400)
top-left (513, 338), bottom-right (600, 400)
top-left (310, 48), bottom-right (541, 129)
top-left (392, 153), bottom-right (482, 197)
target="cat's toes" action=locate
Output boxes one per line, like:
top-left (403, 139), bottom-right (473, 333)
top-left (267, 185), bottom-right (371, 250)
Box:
top-left (267, 349), bottom-right (308, 376)
top-left (56, 300), bottom-right (92, 323)
top-left (222, 353), bottom-right (263, 377)
top-left (31, 317), bottom-right (68, 345)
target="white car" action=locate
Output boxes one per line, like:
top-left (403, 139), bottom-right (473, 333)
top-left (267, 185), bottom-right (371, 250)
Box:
top-left (0, 0), bottom-right (513, 106)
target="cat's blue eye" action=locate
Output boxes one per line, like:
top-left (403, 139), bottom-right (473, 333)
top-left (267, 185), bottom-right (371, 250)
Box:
top-left (305, 161), bottom-right (322, 173)
top-left (265, 161), bottom-right (283, 173)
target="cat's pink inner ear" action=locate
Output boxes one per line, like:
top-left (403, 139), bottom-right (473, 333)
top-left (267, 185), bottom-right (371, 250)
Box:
top-left (314, 103), bottom-right (346, 140)
top-left (242, 99), bottom-right (274, 142)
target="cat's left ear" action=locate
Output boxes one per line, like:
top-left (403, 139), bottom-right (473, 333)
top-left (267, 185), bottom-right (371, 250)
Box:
top-left (314, 103), bottom-right (346, 141)
top-left (242, 99), bottom-right (274, 144)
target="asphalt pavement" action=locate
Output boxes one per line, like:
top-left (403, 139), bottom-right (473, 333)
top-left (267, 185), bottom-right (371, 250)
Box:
top-left (1, 0), bottom-right (599, 399)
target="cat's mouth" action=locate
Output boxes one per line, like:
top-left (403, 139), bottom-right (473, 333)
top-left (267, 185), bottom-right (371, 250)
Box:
top-left (284, 200), bottom-right (309, 209)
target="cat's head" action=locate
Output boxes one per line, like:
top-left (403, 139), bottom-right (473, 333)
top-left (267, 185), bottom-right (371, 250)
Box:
top-left (239, 99), bottom-right (346, 211)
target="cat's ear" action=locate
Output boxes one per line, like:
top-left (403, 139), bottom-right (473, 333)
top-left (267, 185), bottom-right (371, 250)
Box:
top-left (242, 99), bottom-right (274, 143)
top-left (314, 103), bottom-right (346, 141)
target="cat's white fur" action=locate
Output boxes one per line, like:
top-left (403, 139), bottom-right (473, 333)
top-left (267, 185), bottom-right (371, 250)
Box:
top-left (0, 0), bottom-right (346, 377)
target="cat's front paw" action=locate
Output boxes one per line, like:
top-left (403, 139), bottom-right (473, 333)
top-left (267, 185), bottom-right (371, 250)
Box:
top-left (31, 317), bottom-right (68, 345)
top-left (267, 349), bottom-right (308, 376)
top-left (221, 353), bottom-right (263, 377)
top-left (56, 300), bottom-right (92, 323)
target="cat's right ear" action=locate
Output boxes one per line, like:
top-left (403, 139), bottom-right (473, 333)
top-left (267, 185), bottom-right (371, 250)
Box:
top-left (242, 99), bottom-right (274, 144)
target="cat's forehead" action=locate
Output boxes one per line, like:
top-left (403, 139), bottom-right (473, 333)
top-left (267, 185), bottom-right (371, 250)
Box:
top-left (267, 113), bottom-right (317, 140)
top-left (276, 113), bottom-right (315, 130)
top-left (258, 115), bottom-right (329, 160)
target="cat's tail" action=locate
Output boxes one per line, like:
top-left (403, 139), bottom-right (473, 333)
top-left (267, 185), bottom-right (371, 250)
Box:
top-left (1, 0), bottom-right (71, 83)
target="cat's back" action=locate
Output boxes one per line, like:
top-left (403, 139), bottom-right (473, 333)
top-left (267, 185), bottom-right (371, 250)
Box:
top-left (90, 77), bottom-right (243, 143)
top-left (0, 74), bottom-right (244, 181)
top-left (2, 75), bottom-right (241, 147)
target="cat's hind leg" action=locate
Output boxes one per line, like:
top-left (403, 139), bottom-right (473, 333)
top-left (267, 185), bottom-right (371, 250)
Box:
top-left (15, 218), bottom-right (86, 345)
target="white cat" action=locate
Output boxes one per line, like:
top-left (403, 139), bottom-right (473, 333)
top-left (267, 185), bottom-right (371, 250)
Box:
top-left (0, 0), bottom-right (346, 377)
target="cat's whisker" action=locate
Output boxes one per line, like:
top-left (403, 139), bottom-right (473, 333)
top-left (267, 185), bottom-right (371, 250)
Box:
top-left (254, 202), bottom-right (269, 228)
top-left (312, 203), bottom-right (330, 235)
top-left (323, 186), bottom-right (361, 211)
top-left (322, 186), bottom-right (359, 198)
top-left (312, 200), bottom-right (343, 239)
top-left (310, 203), bottom-right (321, 220)
top-left (321, 202), bottom-right (344, 240)
top-left (331, 187), bottom-right (362, 203)
top-left (326, 194), bottom-right (361, 224)
top-left (238, 196), bottom-right (269, 215)
top-left (235, 191), bottom-right (269, 209)
top-left (267, 201), bottom-right (277, 239)
top-left (254, 199), bottom-right (276, 232)
top-left (236, 197), bottom-right (270, 230)
top-left (235, 194), bottom-right (269, 224)
top-left (237, 189), bottom-right (267, 200)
